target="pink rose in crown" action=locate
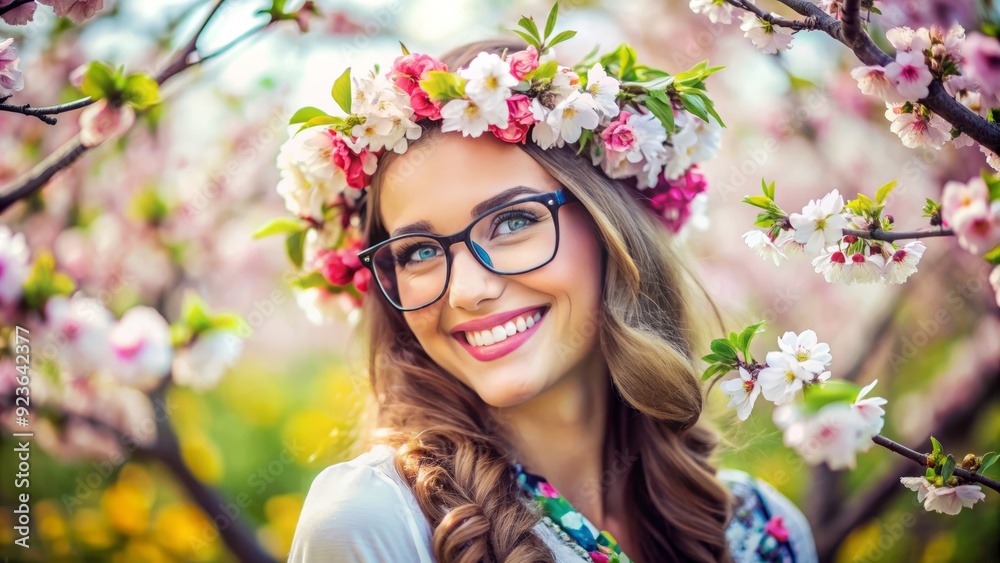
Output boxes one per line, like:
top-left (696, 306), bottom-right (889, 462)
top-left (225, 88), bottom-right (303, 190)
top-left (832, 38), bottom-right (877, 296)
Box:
top-left (507, 45), bottom-right (539, 81)
top-left (601, 110), bottom-right (637, 153)
top-left (764, 515), bottom-right (789, 543)
top-left (537, 481), bottom-right (560, 499)
top-left (647, 166), bottom-right (708, 233)
top-left (489, 94), bottom-right (536, 144)
top-left (391, 53), bottom-right (448, 120)
top-left (330, 132), bottom-right (376, 189)
top-left (352, 268), bottom-right (371, 293)
top-left (318, 244), bottom-right (363, 286)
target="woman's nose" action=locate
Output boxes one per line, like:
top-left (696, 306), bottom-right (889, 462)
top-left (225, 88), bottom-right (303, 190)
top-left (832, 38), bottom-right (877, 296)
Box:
top-left (447, 244), bottom-right (504, 311)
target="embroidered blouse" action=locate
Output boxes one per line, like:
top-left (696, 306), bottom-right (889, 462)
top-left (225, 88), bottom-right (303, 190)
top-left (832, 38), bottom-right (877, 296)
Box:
top-left (288, 444), bottom-right (818, 562)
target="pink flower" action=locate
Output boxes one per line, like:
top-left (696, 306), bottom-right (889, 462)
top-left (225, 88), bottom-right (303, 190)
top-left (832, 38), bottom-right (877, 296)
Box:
top-left (600, 110), bottom-right (637, 153)
top-left (764, 516), bottom-right (789, 543)
top-left (0, 0), bottom-right (37, 25)
top-left (317, 243), bottom-right (364, 287)
top-left (352, 267), bottom-right (370, 293)
top-left (537, 481), bottom-right (560, 499)
top-left (390, 52), bottom-right (448, 120)
top-left (923, 484), bottom-right (986, 515)
top-left (850, 65), bottom-right (905, 104)
top-left (589, 552), bottom-right (610, 563)
top-left (0, 38), bottom-right (24, 97)
top-left (884, 51), bottom-right (933, 101)
top-left (330, 131), bottom-right (377, 189)
top-left (488, 94), bottom-right (535, 144)
top-left (886, 108), bottom-right (952, 149)
top-left (507, 46), bottom-right (539, 81)
top-left (942, 177), bottom-right (989, 226)
top-left (36, 0), bottom-right (105, 24)
top-left (645, 166), bottom-right (708, 233)
top-left (950, 200), bottom-right (1000, 255)
top-left (886, 26), bottom-right (931, 53)
top-left (962, 33), bottom-right (1000, 97)
top-left (78, 99), bottom-right (136, 147)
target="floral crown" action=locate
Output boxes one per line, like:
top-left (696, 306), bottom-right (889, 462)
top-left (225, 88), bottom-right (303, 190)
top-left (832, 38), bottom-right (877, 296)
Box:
top-left (261, 3), bottom-right (726, 322)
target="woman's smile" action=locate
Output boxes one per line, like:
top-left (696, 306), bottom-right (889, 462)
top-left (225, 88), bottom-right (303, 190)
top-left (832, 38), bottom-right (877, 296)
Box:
top-left (451, 305), bottom-right (550, 361)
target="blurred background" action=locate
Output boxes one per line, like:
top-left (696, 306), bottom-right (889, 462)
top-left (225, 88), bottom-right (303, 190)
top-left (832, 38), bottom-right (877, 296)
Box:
top-left (1, 0), bottom-right (999, 561)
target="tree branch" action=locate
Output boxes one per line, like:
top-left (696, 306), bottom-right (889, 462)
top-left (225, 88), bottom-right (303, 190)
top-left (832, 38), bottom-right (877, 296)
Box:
top-left (724, 0), bottom-right (819, 31)
top-left (0, 97), bottom-right (94, 125)
top-left (843, 227), bottom-right (955, 242)
top-left (872, 434), bottom-right (1000, 492)
top-left (0, 0), bottom-right (33, 17)
top-left (0, 0), bottom-right (273, 215)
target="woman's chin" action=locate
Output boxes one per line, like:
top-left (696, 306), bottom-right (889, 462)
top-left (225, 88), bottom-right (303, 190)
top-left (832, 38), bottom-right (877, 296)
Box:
top-left (471, 373), bottom-right (547, 409)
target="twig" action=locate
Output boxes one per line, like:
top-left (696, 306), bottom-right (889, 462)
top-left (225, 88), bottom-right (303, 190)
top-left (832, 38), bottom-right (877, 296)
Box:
top-left (0, 0), bottom-right (273, 215)
top-left (0, 0), bottom-right (32, 17)
top-left (872, 434), bottom-right (1000, 492)
top-left (843, 227), bottom-right (954, 242)
top-left (0, 97), bottom-right (94, 125)
top-left (724, 0), bottom-right (819, 31)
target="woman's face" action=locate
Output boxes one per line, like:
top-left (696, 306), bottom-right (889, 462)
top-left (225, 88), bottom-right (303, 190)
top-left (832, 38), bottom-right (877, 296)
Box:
top-left (377, 132), bottom-right (605, 408)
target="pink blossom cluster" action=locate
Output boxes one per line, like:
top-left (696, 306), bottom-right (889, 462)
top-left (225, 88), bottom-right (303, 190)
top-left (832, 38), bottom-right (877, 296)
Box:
top-left (0, 0), bottom-right (106, 26)
top-left (941, 176), bottom-right (1000, 255)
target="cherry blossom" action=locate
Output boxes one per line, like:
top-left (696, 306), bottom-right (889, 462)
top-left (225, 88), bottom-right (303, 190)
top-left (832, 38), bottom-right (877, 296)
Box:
top-left (901, 477), bottom-right (987, 515)
top-left (739, 12), bottom-right (794, 55)
top-left (0, 0), bottom-right (37, 25)
top-left (850, 65), bottom-right (906, 104)
top-left (460, 52), bottom-right (518, 112)
top-left (886, 26), bottom-right (932, 53)
top-left (882, 240), bottom-right (926, 285)
top-left (774, 401), bottom-right (873, 470)
top-left (43, 292), bottom-right (115, 377)
top-left (275, 127), bottom-right (349, 222)
top-left (0, 38), bottom-right (25, 98)
top-left (37, 0), bottom-right (106, 24)
top-left (962, 32), bottom-right (1000, 98)
top-left (812, 249), bottom-right (848, 283)
top-left (689, 0), bottom-right (734, 25)
top-left (742, 229), bottom-right (788, 266)
top-left (757, 351), bottom-right (813, 405)
top-left (78, 99), bottom-right (136, 148)
top-left (853, 379), bottom-right (888, 437)
top-left (106, 306), bottom-right (173, 390)
top-left (584, 63), bottom-right (621, 121)
top-left (789, 189), bottom-right (848, 256)
top-left (720, 367), bottom-right (761, 421)
top-left (776, 330), bottom-right (832, 374)
top-left (884, 106), bottom-right (952, 149)
top-left (172, 330), bottom-right (244, 391)
top-left (0, 225), bottom-right (30, 308)
top-left (441, 98), bottom-right (502, 137)
top-left (884, 51), bottom-right (933, 101)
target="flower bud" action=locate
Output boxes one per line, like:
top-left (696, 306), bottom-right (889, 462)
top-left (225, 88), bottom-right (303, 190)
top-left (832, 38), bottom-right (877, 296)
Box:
top-left (885, 214), bottom-right (894, 224)
top-left (843, 235), bottom-right (857, 244)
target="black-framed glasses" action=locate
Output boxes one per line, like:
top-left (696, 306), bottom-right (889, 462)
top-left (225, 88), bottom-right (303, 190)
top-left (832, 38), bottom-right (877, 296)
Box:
top-left (358, 189), bottom-right (578, 311)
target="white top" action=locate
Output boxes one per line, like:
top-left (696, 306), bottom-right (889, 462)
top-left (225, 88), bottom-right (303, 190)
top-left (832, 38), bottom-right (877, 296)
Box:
top-left (288, 444), bottom-right (818, 563)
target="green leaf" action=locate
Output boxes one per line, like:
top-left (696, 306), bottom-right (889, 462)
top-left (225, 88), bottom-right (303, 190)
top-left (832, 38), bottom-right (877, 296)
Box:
top-left (600, 44), bottom-right (637, 80)
top-left (525, 60), bottom-right (558, 82)
top-left (21, 251), bottom-right (76, 312)
top-left (762, 178), bottom-right (774, 200)
top-left (286, 230), bottom-right (306, 269)
top-left (983, 170), bottom-right (1000, 201)
top-left (925, 466), bottom-right (936, 479)
top-left (983, 245), bottom-right (1000, 265)
top-left (856, 193), bottom-right (876, 212)
top-left (546, 30), bottom-right (577, 50)
top-left (875, 179), bottom-right (898, 205)
top-left (122, 73), bottom-right (160, 110)
top-left (743, 194), bottom-right (775, 211)
top-left (737, 321), bottom-right (766, 356)
top-left (701, 363), bottom-right (732, 382)
top-left (709, 338), bottom-right (738, 360)
top-left (418, 70), bottom-right (467, 100)
top-left (81, 62), bottom-right (118, 101)
top-left (511, 29), bottom-right (541, 50)
top-left (292, 271), bottom-right (333, 290)
top-left (701, 353), bottom-right (732, 365)
top-left (253, 217), bottom-right (305, 239)
top-left (941, 454), bottom-right (956, 482)
top-left (518, 16), bottom-right (541, 42)
top-left (980, 452), bottom-right (1000, 475)
top-left (544, 2), bottom-right (559, 40)
top-left (400, 41), bottom-right (410, 55)
top-left (930, 436), bottom-right (943, 457)
top-left (679, 92), bottom-right (710, 123)
top-left (331, 67), bottom-right (352, 114)
top-left (802, 380), bottom-right (862, 412)
top-left (289, 106), bottom-right (329, 125)
top-left (181, 291), bottom-right (212, 333)
top-left (644, 89), bottom-right (675, 134)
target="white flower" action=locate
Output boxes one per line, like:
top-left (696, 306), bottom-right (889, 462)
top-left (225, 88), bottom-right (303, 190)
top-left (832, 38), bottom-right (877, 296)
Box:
top-left (812, 248), bottom-right (848, 283)
top-left (776, 401), bottom-right (871, 470)
top-left (460, 52), bottom-right (518, 111)
top-left (739, 13), bottom-right (794, 55)
top-left (530, 98), bottom-right (560, 149)
top-left (742, 229), bottom-right (787, 266)
top-left (293, 286), bottom-right (360, 326)
top-left (350, 74), bottom-right (406, 115)
top-left (43, 292), bottom-right (114, 377)
top-left (886, 26), bottom-right (931, 53)
top-left (689, 0), bottom-right (734, 24)
top-left (882, 240), bottom-right (926, 285)
top-left (106, 306), bottom-right (173, 390)
top-left (923, 484), bottom-right (986, 515)
top-left (886, 109), bottom-right (952, 149)
top-left (546, 91), bottom-right (600, 146)
top-left (853, 379), bottom-right (887, 438)
top-left (774, 229), bottom-right (806, 257)
top-left (982, 145), bottom-right (1000, 172)
top-left (885, 51), bottom-right (933, 101)
top-left (990, 265), bottom-right (1000, 308)
top-left (441, 98), bottom-right (503, 137)
top-left (789, 189), bottom-right (848, 256)
top-left (850, 65), bottom-right (906, 104)
top-left (275, 128), bottom-right (355, 222)
top-left (0, 225), bottom-right (30, 307)
top-left (172, 330), bottom-right (244, 391)
top-left (720, 367), bottom-right (761, 421)
top-left (900, 476), bottom-right (935, 503)
top-left (842, 252), bottom-right (886, 284)
top-left (757, 351), bottom-right (814, 405)
top-left (0, 38), bottom-right (25, 98)
top-left (585, 64), bottom-right (621, 121)
top-left (776, 330), bottom-right (831, 374)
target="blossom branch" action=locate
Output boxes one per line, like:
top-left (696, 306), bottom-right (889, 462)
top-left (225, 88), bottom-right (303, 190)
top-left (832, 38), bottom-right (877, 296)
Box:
top-left (0, 97), bottom-right (95, 125)
top-left (872, 434), bottom-right (1000, 492)
top-left (0, 0), bottom-right (273, 215)
top-left (757, 0), bottom-right (1000, 154)
top-left (842, 227), bottom-right (955, 242)
top-left (724, 0), bottom-right (819, 31)
top-left (0, 0), bottom-right (32, 17)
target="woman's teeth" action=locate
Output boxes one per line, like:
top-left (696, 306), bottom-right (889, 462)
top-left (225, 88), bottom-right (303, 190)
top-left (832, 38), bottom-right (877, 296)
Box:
top-left (464, 310), bottom-right (543, 347)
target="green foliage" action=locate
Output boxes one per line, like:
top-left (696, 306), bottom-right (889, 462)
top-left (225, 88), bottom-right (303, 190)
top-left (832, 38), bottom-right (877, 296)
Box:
top-left (81, 62), bottom-right (160, 109)
top-left (802, 380), bottom-right (862, 413)
top-left (80, 61), bottom-right (117, 101)
top-left (644, 89), bottom-right (675, 133)
top-left (525, 60), bottom-right (558, 82)
top-left (289, 106), bottom-right (330, 125)
top-left (254, 217), bottom-right (306, 239)
top-left (22, 252), bottom-right (76, 312)
top-left (980, 452), bottom-right (1000, 475)
top-left (512, 3), bottom-right (575, 53)
top-left (286, 229), bottom-right (306, 269)
top-left (171, 290), bottom-right (245, 347)
top-left (700, 320), bottom-right (766, 381)
top-left (875, 179), bottom-right (897, 206)
top-left (419, 70), bottom-right (467, 100)
top-left (331, 68), bottom-right (352, 114)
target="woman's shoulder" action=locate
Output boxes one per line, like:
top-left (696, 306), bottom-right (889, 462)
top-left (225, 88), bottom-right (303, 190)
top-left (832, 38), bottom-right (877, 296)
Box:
top-left (716, 468), bottom-right (819, 563)
top-left (288, 444), bottom-right (434, 563)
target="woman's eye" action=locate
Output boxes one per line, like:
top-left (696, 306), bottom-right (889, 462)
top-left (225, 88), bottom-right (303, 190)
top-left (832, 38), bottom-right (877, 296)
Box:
top-left (496, 215), bottom-right (533, 235)
top-left (408, 246), bottom-right (440, 262)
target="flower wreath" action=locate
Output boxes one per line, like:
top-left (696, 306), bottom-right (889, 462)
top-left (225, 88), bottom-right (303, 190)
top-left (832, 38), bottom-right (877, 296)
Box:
top-left (261, 3), bottom-right (726, 322)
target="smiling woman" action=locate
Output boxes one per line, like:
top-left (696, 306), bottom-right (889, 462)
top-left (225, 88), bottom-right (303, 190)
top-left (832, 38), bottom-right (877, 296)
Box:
top-left (286, 26), bottom-right (818, 563)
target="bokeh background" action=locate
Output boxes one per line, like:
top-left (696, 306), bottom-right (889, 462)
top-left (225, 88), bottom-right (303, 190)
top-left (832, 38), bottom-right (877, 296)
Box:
top-left (1, 0), bottom-right (999, 561)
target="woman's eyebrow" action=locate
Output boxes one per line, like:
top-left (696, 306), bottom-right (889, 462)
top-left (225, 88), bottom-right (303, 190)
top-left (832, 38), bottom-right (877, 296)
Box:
top-left (389, 186), bottom-right (546, 237)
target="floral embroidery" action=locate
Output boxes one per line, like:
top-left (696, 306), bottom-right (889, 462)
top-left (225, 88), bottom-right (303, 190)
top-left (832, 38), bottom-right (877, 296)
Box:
top-left (512, 462), bottom-right (799, 562)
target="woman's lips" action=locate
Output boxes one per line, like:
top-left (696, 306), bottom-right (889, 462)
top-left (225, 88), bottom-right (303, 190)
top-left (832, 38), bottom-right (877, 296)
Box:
top-left (454, 307), bottom-right (547, 362)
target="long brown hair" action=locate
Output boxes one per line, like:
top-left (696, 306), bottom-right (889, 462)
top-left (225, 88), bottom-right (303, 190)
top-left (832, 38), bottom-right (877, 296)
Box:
top-left (355, 39), bottom-right (734, 562)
